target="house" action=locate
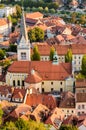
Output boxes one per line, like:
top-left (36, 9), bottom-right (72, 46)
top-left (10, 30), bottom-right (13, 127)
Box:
top-left (0, 85), bottom-right (13, 101)
top-left (0, 18), bottom-right (12, 36)
top-left (11, 88), bottom-right (28, 105)
top-left (75, 79), bottom-right (86, 93)
top-left (45, 107), bottom-right (65, 129)
top-left (78, 116), bottom-right (86, 130)
top-left (0, 6), bottom-right (16, 18)
top-left (25, 93), bottom-right (57, 109)
top-left (75, 93), bottom-right (86, 115)
top-left (30, 104), bottom-right (50, 122)
top-left (59, 91), bottom-right (76, 117)
top-left (5, 104), bottom-right (32, 121)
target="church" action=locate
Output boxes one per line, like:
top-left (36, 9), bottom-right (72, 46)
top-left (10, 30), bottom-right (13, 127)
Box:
top-left (6, 8), bottom-right (74, 93)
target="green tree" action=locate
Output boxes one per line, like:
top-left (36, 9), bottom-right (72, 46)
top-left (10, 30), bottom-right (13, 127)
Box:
top-left (38, 6), bottom-right (43, 12)
top-left (49, 8), bottom-right (55, 14)
top-left (0, 49), bottom-right (5, 60)
top-left (65, 49), bottom-right (72, 63)
top-left (28, 27), bottom-right (44, 42)
top-left (44, 7), bottom-right (49, 13)
top-left (0, 107), bottom-right (3, 125)
top-left (71, 12), bottom-right (77, 24)
top-left (49, 46), bottom-right (55, 61)
top-left (82, 54), bottom-right (86, 75)
top-left (8, 44), bottom-right (17, 52)
top-left (16, 5), bottom-right (22, 18)
top-left (60, 125), bottom-right (78, 130)
top-left (31, 45), bottom-right (40, 61)
top-left (2, 121), bottom-right (18, 130)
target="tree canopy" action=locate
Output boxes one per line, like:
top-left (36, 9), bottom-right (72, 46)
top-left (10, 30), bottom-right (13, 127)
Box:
top-left (1, 119), bottom-right (48, 130)
top-left (65, 49), bottom-right (72, 63)
top-left (49, 46), bottom-right (55, 61)
top-left (60, 125), bottom-right (78, 130)
top-left (0, 49), bottom-right (5, 60)
top-left (31, 45), bottom-right (40, 61)
top-left (81, 54), bottom-right (86, 75)
top-left (28, 27), bottom-right (44, 42)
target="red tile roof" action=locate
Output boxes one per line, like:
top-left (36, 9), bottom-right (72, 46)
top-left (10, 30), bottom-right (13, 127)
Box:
top-left (76, 79), bottom-right (86, 88)
top-left (9, 104), bottom-right (31, 119)
top-left (59, 91), bottom-right (75, 108)
top-left (25, 94), bottom-right (57, 109)
top-left (0, 18), bottom-right (11, 26)
top-left (76, 93), bottom-right (86, 102)
top-left (12, 88), bottom-right (26, 100)
top-left (8, 61), bottom-right (71, 80)
top-left (25, 70), bottom-right (42, 83)
top-left (26, 12), bottom-right (43, 19)
top-left (35, 43), bottom-right (86, 56)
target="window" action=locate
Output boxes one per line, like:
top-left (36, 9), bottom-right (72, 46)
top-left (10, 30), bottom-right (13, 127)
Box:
top-left (13, 80), bottom-right (15, 86)
top-left (22, 80), bottom-right (24, 86)
top-left (51, 88), bottom-right (54, 91)
top-left (74, 56), bottom-right (76, 59)
top-left (60, 88), bottom-right (63, 92)
top-left (42, 88), bottom-right (44, 93)
top-left (42, 82), bottom-right (44, 85)
top-left (17, 80), bottom-right (20, 86)
top-left (72, 110), bottom-right (73, 113)
top-left (67, 110), bottom-right (69, 113)
top-left (78, 105), bottom-right (81, 109)
top-left (51, 82), bottom-right (53, 85)
top-left (21, 52), bottom-right (26, 60)
top-left (82, 105), bottom-right (84, 109)
top-left (60, 82), bottom-right (62, 85)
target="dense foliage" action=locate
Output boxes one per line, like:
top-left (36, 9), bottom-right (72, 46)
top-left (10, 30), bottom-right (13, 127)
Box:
top-left (0, 49), bottom-right (6, 60)
top-left (31, 45), bottom-right (40, 61)
top-left (65, 49), bottom-right (72, 63)
top-left (1, 119), bottom-right (48, 130)
top-left (81, 54), bottom-right (86, 75)
top-left (49, 47), bottom-right (55, 61)
top-left (28, 27), bottom-right (44, 42)
top-left (60, 125), bottom-right (79, 130)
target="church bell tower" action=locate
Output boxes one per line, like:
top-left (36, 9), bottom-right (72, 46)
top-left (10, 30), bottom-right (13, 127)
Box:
top-left (17, 6), bottom-right (30, 61)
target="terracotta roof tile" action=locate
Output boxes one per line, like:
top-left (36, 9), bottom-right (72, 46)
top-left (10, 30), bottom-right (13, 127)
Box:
top-left (25, 94), bottom-right (57, 109)
top-left (25, 70), bottom-right (42, 83)
top-left (76, 79), bottom-right (86, 88)
top-left (8, 61), bottom-right (71, 80)
top-left (76, 93), bottom-right (86, 102)
top-left (59, 91), bottom-right (75, 108)
top-left (26, 12), bottom-right (43, 19)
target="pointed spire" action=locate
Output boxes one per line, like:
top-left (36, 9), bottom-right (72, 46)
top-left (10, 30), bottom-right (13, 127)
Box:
top-left (20, 6), bottom-right (28, 43)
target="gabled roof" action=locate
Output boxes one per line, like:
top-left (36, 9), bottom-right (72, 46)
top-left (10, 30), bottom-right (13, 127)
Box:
top-left (25, 70), bottom-right (42, 83)
top-left (59, 91), bottom-right (75, 108)
top-left (25, 93), bottom-right (57, 109)
top-left (12, 88), bottom-right (26, 100)
top-left (26, 12), bottom-right (43, 19)
top-left (8, 61), bottom-right (71, 80)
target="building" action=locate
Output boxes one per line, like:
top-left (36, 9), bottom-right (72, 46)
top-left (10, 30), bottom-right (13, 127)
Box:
top-left (59, 91), bottom-right (76, 117)
top-left (35, 43), bottom-right (86, 71)
top-left (5, 7), bottom-right (74, 93)
top-left (76, 93), bottom-right (86, 115)
top-left (0, 6), bottom-right (16, 18)
top-left (0, 18), bottom-right (12, 36)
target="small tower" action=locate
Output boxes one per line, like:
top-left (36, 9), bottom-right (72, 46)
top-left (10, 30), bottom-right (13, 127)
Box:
top-left (52, 50), bottom-right (59, 65)
top-left (17, 6), bottom-right (30, 61)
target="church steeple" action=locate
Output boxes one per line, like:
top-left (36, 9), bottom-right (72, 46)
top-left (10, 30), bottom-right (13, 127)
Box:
top-left (20, 7), bottom-right (28, 43)
top-left (17, 2), bottom-right (31, 61)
